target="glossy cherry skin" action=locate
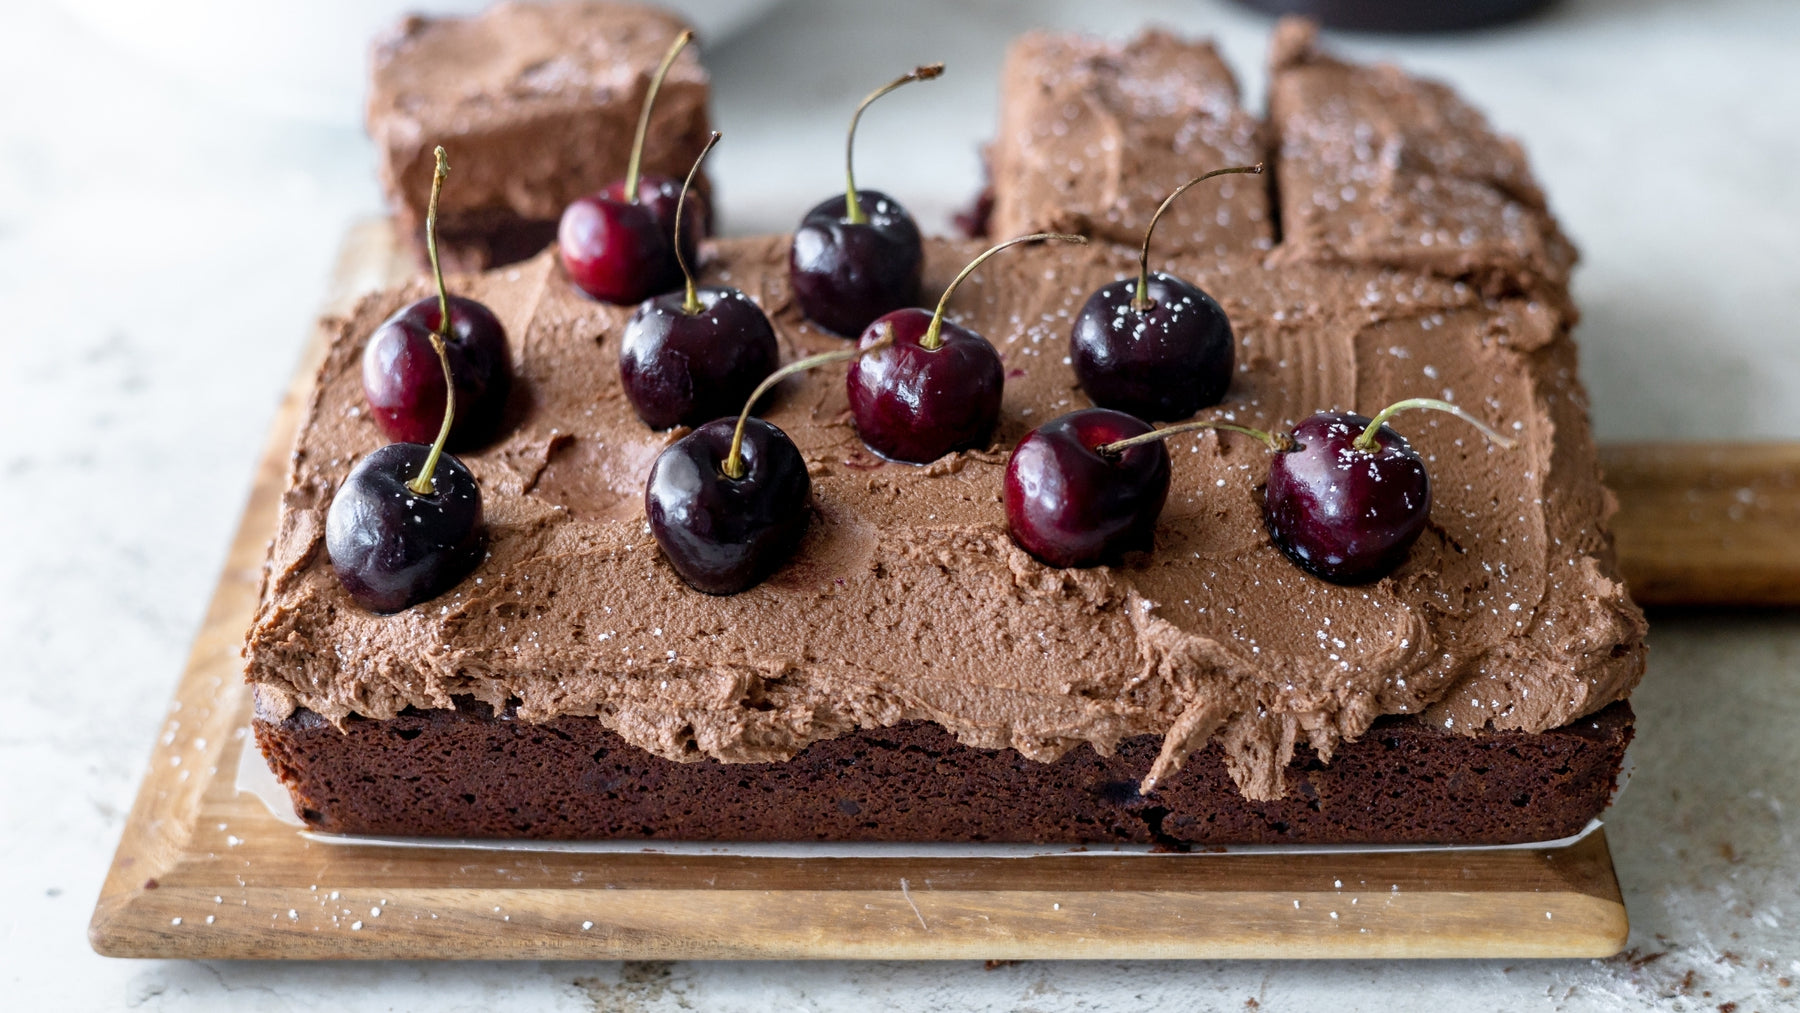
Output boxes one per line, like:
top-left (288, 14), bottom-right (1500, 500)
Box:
top-left (789, 190), bottom-right (923, 337)
top-left (600, 174), bottom-right (707, 270)
top-left (1264, 411), bottom-right (1432, 585)
top-left (1070, 272), bottom-right (1234, 422)
top-left (846, 308), bottom-right (1005, 464)
top-left (558, 192), bottom-right (679, 305)
top-left (1004, 409), bottom-right (1172, 569)
top-left (620, 286), bottom-right (780, 430)
top-left (325, 443), bottom-right (487, 614)
top-left (646, 417), bottom-right (811, 595)
top-left (362, 295), bottom-right (512, 449)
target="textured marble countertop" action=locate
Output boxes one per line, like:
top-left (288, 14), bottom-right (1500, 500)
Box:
top-left (2, 0), bottom-right (1797, 1009)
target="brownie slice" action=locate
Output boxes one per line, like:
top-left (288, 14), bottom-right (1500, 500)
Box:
top-left (367, 1), bottom-right (712, 271)
top-left (256, 691), bottom-right (1631, 845)
top-left (1265, 18), bottom-right (1577, 306)
top-left (986, 30), bottom-right (1272, 255)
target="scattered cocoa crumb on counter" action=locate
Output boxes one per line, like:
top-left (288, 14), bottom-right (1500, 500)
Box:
top-left (1617, 947), bottom-right (1667, 969)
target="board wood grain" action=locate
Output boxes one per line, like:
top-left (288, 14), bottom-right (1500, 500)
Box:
top-left (1603, 442), bottom-right (1800, 606)
top-left (85, 220), bottom-right (1653, 961)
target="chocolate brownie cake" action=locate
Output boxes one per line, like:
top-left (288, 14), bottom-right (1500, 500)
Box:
top-left (367, 1), bottom-right (712, 270)
top-left (247, 20), bottom-right (1645, 844)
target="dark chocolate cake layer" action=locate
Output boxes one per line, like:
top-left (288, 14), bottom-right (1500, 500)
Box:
top-left (256, 692), bottom-right (1631, 844)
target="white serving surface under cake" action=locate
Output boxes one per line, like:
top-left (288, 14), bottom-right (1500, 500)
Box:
top-left (5, 0), bottom-right (1800, 1009)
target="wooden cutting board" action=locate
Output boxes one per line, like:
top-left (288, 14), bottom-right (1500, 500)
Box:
top-left (1602, 442), bottom-right (1800, 606)
top-left (87, 220), bottom-right (1794, 961)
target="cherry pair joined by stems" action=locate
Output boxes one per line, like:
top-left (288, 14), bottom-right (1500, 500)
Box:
top-left (559, 30), bottom-right (709, 304)
top-left (619, 132), bottom-right (780, 430)
top-left (332, 147), bottom-right (488, 613)
top-left (1070, 164), bottom-right (1262, 422)
top-left (1006, 398), bottom-right (1515, 581)
top-left (789, 63), bottom-right (943, 337)
top-left (849, 232), bottom-right (1086, 463)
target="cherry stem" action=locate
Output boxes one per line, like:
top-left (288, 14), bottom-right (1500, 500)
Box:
top-left (425, 146), bottom-right (451, 342)
top-left (409, 147), bottom-right (457, 497)
top-left (722, 335), bottom-right (896, 480)
top-left (625, 29), bottom-right (694, 203)
top-left (1099, 419), bottom-right (1291, 458)
top-left (1353, 397), bottom-right (1518, 453)
top-left (923, 232), bottom-right (1087, 351)
top-left (675, 131), bottom-right (721, 316)
top-left (843, 63), bottom-right (944, 226)
top-left (1131, 164), bottom-right (1262, 313)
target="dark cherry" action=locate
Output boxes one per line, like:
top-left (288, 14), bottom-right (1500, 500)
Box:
top-left (1256, 399), bottom-right (1512, 583)
top-left (846, 233), bottom-right (1082, 464)
top-left (788, 64), bottom-right (942, 336)
top-left (559, 191), bottom-right (678, 304)
top-left (362, 295), bottom-right (511, 448)
top-left (1261, 400), bottom-right (1515, 584)
top-left (1264, 411), bottom-right (1431, 584)
top-left (1004, 409), bottom-right (1172, 568)
top-left (846, 306), bottom-right (1002, 463)
top-left (599, 174), bottom-right (707, 268)
top-left (645, 340), bottom-right (889, 594)
top-left (557, 30), bottom-right (696, 304)
top-left (1070, 165), bottom-right (1260, 422)
top-left (622, 287), bottom-right (777, 430)
top-left (645, 417), bottom-right (810, 595)
top-left (1071, 273), bottom-right (1233, 421)
top-left (791, 190), bottom-right (923, 337)
top-left (620, 133), bottom-right (778, 430)
top-left (326, 442), bottom-right (486, 613)
top-left (364, 147), bottom-right (512, 449)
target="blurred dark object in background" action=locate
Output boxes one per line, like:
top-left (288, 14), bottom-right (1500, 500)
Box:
top-left (1232, 0), bottom-right (1556, 31)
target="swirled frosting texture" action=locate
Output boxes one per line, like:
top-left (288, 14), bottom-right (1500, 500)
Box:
top-left (247, 22), bottom-right (1644, 801)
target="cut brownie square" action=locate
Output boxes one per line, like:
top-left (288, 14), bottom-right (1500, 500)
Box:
top-left (1266, 18), bottom-right (1577, 307)
top-left (987, 29), bottom-right (1272, 256)
top-left (367, 1), bottom-right (712, 270)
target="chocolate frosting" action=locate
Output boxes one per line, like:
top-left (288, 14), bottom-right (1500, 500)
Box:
top-left (249, 23), bottom-right (1644, 801)
top-left (1266, 19), bottom-right (1578, 311)
top-left (246, 235), bottom-right (1642, 800)
top-left (988, 29), bottom-right (1272, 258)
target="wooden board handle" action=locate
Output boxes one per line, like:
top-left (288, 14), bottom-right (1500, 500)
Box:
top-left (1602, 442), bottom-right (1800, 607)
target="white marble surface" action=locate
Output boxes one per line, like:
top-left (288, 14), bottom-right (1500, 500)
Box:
top-left (2, 0), bottom-right (1797, 1008)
